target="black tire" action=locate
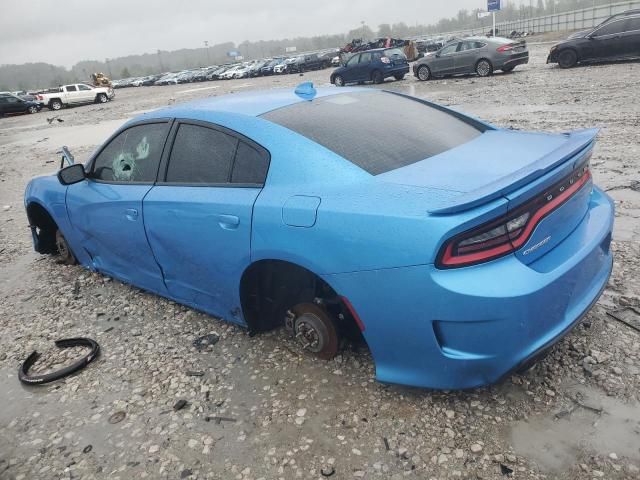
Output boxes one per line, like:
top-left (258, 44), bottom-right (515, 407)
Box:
top-left (50, 99), bottom-right (62, 111)
top-left (291, 303), bottom-right (339, 360)
top-left (475, 58), bottom-right (493, 77)
top-left (28, 105), bottom-right (38, 114)
top-left (394, 74), bottom-right (405, 81)
top-left (333, 75), bottom-right (345, 87)
top-left (96, 93), bottom-right (108, 103)
top-left (558, 49), bottom-right (578, 68)
top-left (55, 229), bottom-right (77, 265)
top-left (502, 65), bottom-right (515, 73)
top-left (371, 70), bottom-right (384, 84)
top-left (416, 65), bottom-right (431, 81)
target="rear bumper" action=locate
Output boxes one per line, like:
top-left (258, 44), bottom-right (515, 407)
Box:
top-left (501, 51), bottom-right (529, 68)
top-left (323, 186), bottom-right (614, 389)
top-left (383, 65), bottom-right (410, 78)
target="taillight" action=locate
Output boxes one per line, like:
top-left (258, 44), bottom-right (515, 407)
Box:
top-left (437, 158), bottom-right (592, 268)
top-left (37, 95), bottom-right (43, 100)
top-left (497, 44), bottom-right (516, 53)
top-left (380, 56), bottom-right (391, 64)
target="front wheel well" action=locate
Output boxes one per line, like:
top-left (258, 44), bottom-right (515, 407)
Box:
top-left (26, 202), bottom-right (58, 254)
top-left (239, 260), bottom-right (364, 342)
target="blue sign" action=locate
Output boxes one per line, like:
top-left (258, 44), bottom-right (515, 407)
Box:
top-left (227, 50), bottom-right (240, 57)
top-left (488, 0), bottom-right (501, 11)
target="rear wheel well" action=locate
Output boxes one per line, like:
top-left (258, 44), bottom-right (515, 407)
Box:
top-left (26, 203), bottom-right (58, 254)
top-left (239, 260), bottom-right (364, 342)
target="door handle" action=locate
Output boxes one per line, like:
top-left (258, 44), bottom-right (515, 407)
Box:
top-left (217, 214), bottom-right (240, 230)
top-left (125, 208), bottom-right (138, 221)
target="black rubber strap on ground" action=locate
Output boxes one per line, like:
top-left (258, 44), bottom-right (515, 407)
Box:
top-left (18, 337), bottom-right (100, 385)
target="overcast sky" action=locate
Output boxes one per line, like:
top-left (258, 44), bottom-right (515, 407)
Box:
top-left (1, 0), bottom-right (486, 67)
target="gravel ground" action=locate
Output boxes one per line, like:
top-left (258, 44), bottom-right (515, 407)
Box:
top-left (0, 41), bottom-right (639, 480)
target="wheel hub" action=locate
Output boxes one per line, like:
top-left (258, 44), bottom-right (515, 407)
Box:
top-left (56, 236), bottom-right (68, 257)
top-left (294, 314), bottom-right (324, 353)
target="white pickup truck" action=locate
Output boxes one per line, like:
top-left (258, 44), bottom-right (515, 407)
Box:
top-left (37, 83), bottom-right (115, 111)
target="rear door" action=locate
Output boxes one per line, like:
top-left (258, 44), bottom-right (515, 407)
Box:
top-left (589, 19), bottom-right (628, 59)
top-left (65, 121), bottom-right (170, 292)
top-left (620, 16), bottom-right (640, 57)
top-left (63, 85), bottom-right (81, 104)
top-left (454, 41), bottom-right (484, 73)
top-left (143, 120), bottom-right (270, 323)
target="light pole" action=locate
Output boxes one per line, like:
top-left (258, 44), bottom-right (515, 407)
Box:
top-left (361, 20), bottom-right (365, 39)
top-left (157, 49), bottom-right (164, 73)
top-left (204, 41), bottom-right (211, 65)
top-left (105, 59), bottom-right (112, 79)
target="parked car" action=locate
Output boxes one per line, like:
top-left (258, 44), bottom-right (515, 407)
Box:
top-left (0, 93), bottom-right (42, 117)
top-left (273, 58), bottom-right (292, 74)
top-left (414, 37), bottom-right (529, 81)
top-left (233, 65), bottom-right (252, 79)
top-left (23, 85), bottom-right (613, 389)
top-left (220, 65), bottom-right (243, 79)
top-left (260, 58), bottom-right (283, 76)
top-left (37, 84), bottom-right (115, 111)
top-left (547, 10), bottom-right (640, 68)
top-left (330, 48), bottom-right (409, 86)
top-left (155, 73), bottom-right (179, 85)
top-left (249, 61), bottom-right (267, 77)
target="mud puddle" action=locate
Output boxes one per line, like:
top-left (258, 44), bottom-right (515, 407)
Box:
top-left (509, 383), bottom-right (640, 473)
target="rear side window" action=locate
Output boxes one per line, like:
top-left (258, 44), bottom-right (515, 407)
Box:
top-left (623, 16), bottom-right (640, 31)
top-left (262, 91), bottom-right (483, 175)
top-left (166, 124), bottom-right (238, 184)
top-left (66, 85), bottom-right (77, 92)
top-left (231, 141), bottom-right (269, 184)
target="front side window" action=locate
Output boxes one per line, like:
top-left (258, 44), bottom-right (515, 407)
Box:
top-left (359, 52), bottom-right (372, 63)
top-left (346, 54), bottom-right (359, 67)
top-left (594, 19), bottom-right (625, 36)
top-left (78, 84), bottom-right (92, 91)
top-left (440, 43), bottom-right (459, 55)
top-left (91, 123), bottom-right (168, 182)
top-left (165, 124), bottom-right (238, 184)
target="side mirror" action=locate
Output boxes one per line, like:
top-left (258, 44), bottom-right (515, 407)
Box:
top-left (58, 164), bottom-right (86, 185)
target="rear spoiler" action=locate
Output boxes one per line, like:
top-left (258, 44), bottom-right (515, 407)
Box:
top-left (429, 128), bottom-right (598, 215)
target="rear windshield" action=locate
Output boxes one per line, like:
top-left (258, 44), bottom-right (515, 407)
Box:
top-left (261, 91), bottom-right (483, 175)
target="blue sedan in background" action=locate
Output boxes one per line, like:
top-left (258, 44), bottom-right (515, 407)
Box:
top-left (330, 48), bottom-right (410, 86)
top-left (24, 85), bottom-right (614, 389)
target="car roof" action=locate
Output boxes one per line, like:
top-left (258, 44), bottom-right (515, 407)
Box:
top-left (139, 86), bottom-right (369, 120)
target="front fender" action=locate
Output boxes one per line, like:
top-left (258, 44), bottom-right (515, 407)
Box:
top-left (24, 175), bottom-right (92, 266)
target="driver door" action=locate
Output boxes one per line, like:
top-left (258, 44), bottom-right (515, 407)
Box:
top-left (76, 84), bottom-right (95, 103)
top-left (431, 42), bottom-right (459, 75)
top-left (65, 120), bottom-right (170, 293)
top-left (343, 53), bottom-right (362, 82)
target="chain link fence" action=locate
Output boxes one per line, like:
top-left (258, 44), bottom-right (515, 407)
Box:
top-left (430, 0), bottom-right (640, 38)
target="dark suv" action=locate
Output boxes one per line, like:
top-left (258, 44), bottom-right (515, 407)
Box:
top-left (0, 93), bottom-right (42, 117)
top-left (547, 9), bottom-right (640, 68)
top-left (330, 48), bottom-right (409, 86)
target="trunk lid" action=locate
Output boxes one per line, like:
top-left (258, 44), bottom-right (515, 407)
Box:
top-left (377, 128), bottom-right (597, 215)
top-left (378, 128), bottom-right (597, 266)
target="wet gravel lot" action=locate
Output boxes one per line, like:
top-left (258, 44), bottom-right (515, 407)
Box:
top-left (1, 40), bottom-right (639, 479)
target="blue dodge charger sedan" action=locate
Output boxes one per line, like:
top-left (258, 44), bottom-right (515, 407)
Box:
top-left (24, 84), bottom-right (614, 389)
